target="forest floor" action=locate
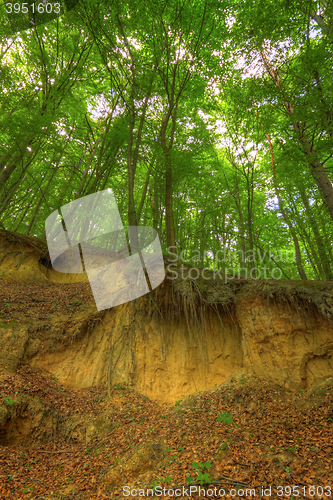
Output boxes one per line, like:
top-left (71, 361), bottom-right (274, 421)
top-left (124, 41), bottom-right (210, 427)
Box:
top-left (0, 229), bottom-right (333, 499)
top-left (0, 364), bottom-right (332, 500)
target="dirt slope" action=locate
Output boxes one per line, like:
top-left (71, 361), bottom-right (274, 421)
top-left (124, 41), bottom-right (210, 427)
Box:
top-left (1, 228), bottom-right (333, 402)
top-left (0, 229), bottom-right (333, 498)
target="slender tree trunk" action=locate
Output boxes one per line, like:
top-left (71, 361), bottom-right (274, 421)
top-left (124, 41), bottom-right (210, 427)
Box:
top-left (247, 169), bottom-right (254, 254)
top-left (289, 196), bottom-right (323, 278)
top-left (25, 167), bottom-right (58, 235)
top-left (299, 188), bottom-right (333, 279)
top-left (198, 211), bottom-right (206, 266)
top-left (319, 212), bottom-right (333, 264)
top-left (127, 79), bottom-right (155, 253)
top-left (0, 178), bottom-right (22, 217)
top-left (232, 178), bottom-right (246, 276)
top-left (12, 198), bottom-right (32, 233)
top-left (313, 69), bottom-right (333, 140)
top-left (150, 171), bottom-right (160, 234)
top-left (260, 49), bottom-right (333, 222)
top-left (0, 140), bottom-right (42, 217)
top-left (0, 138), bottom-right (35, 204)
top-left (136, 158), bottom-right (155, 222)
top-left (263, 123), bottom-right (308, 280)
top-left (160, 61), bottom-right (180, 253)
top-left (164, 154), bottom-right (176, 251)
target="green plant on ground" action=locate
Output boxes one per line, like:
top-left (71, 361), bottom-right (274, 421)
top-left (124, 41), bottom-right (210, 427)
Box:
top-left (22, 485), bottom-right (33, 493)
top-left (116, 381), bottom-right (128, 390)
top-left (216, 411), bottom-right (234, 425)
top-left (186, 461), bottom-right (212, 485)
top-left (3, 396), bottom-right (14, 405)
top-left (150, 476), bottom-right (171, 491)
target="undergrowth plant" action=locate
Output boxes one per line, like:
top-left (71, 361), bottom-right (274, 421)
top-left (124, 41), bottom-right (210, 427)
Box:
top-left (186, 461), bottom-right (212, 485)
top-left (150, 476), bottom-right (171, 491)
top-left (3, 396), bottom-right (15, 405)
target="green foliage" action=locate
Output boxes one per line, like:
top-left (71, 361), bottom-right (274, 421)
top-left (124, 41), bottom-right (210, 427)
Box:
top-left (150, 476), bottom-right (171, 491)
top-left (185, 461), bottom-right (212, 486)
top-left (115, 382), bottom-right (128, 390)
top-left (0, 0), bottom-right (332, 281)
top-left (216, 411), bottom-right (234, 425)
top-left (3, 396), bottom-right (15, 406)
